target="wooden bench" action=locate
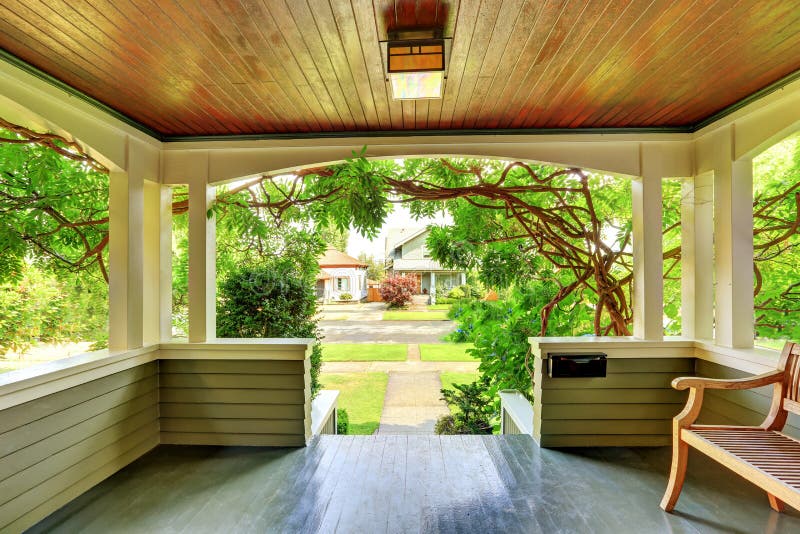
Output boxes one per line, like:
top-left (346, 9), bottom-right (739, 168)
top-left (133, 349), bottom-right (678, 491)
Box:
top-left (661, 341), bottom-right (800, 513)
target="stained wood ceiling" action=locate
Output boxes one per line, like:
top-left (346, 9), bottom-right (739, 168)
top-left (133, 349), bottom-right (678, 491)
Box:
top-left (1, 0), bottom-right (799, 138)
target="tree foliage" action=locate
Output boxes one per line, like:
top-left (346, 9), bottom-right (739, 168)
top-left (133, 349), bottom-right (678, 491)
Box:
top-left (216, 262), bottom-right (323, 395)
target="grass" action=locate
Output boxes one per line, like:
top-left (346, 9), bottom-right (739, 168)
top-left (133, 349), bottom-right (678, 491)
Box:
top-left (439, 371), bottom-right (481, 391)
top-left (427, 304), bottom-right (451, 310)
top-left (382, 311), bottom-right (449, 321)
top-left (322, 343), bottom-right (407, 361)
top-left (419, 343), bottom-right (476, 361)
top-left (321, 372), bottom-right (388, 435)
top-left (755, 338), bottom-right (787, 350)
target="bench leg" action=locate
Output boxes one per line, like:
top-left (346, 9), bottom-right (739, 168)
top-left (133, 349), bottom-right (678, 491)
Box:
top-left (661, 438), bottom-right (688, 512)
top-left (768, 493), bottom-right (785, 513)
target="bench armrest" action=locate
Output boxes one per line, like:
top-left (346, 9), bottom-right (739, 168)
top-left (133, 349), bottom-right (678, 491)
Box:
top-left (672, 370), bottom-right (784, 391)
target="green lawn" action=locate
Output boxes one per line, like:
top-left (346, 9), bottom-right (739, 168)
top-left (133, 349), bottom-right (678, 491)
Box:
top-left (427, 304), bottom-right (451, 310)
top-left (382, 311), bottom-right (449, 321)
top-left (439, 371), bottom-right (480, 391)
top-left (755, 338), bottom-right (787, 350)
top-left (321, 372), bottom-right (388, 435)
top-left (419, 343), bottom-right (476, 361)
top-left (322, 343), bottom-right (407, 361)
top-left (0, 364), bottom-right (18, 374)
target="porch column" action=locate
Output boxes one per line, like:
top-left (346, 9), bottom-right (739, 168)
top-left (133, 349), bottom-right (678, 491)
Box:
top-left (680, 173), bottom-right (714, 340)
top-left (714, 158), bottom-right (754, 348)
top-left (188, 180), bottom-right (216, 342)
top-left (430, 272), bottom-right (436, 304)
top-left (108, 170), bottom-right (144, 351)
top-left (631, 146), bottom-right (664, 340)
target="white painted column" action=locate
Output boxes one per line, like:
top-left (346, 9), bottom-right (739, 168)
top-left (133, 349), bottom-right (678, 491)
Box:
top-left (430, 272), bottom-right (436, 305)
top-left (632, 146), bottom-right (664, 340)
top-left (108, 170), bottom-right (144, 351)
top-left (159, 186), bottom-right (173, 341)
top-left (188, 180), bottom-right (216, 342)
top-left (140, 181), bottom-right (172, 344)
top-left (714, 158), bottom-right (754, 348)
top-left (680, 173), bottom-right (714, 340)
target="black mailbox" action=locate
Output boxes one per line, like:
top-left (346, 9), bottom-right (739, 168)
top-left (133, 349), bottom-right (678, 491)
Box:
top-left (548, 353), bottom-right (607, 378)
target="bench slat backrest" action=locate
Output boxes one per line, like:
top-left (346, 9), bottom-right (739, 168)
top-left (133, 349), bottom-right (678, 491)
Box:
top-left (781, 342), bottom-right (800, 415)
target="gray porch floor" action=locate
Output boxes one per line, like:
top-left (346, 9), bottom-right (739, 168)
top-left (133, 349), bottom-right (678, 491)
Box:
top-left (30, 435), bottom-right (800, 534)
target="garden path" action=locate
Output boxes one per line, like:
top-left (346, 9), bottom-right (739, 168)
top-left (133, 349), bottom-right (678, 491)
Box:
top-left (377, 371), bottom-right (449, 434)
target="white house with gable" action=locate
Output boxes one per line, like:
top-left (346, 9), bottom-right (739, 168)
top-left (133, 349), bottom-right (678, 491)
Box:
top-left (316, 248), bottom-right (368, 302)
top-left (385, 227), bottom-right (466, 303)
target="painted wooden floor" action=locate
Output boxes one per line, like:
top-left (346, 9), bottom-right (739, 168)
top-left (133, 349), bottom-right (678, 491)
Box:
top-left (30, 435), bottom-right (800, 533)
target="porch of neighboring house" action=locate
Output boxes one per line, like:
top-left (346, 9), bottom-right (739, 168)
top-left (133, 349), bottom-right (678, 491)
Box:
top-left (2, 2), bottom-right (800, 533)
top-left (28, 436), bottom-right (800, 533)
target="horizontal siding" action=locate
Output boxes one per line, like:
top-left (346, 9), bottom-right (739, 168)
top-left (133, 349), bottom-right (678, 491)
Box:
top-left (542, 403), bottom-right (684, 420)
top-left (159, 432), bottom-right (305, 447)
top-left (0, 363), bottom-right (159, 533)
top-left (540, 388), bottom-right (686, 404)
top-left (538, 435), bottom-right (671, 447)
top-left (696, 360), bottom-right (800, 439)
top-left (160, 359), bottom-right (304, 375)
top-left (535, 358), bottom-right (691, 447)
top-left (159, 359), bottom-right (310, 446)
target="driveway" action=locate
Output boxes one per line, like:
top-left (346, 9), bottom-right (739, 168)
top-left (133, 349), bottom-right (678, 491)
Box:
top-left (319, 320), bottom-right (455, 344)
top-left (317, 301), bottom-right (387, 321)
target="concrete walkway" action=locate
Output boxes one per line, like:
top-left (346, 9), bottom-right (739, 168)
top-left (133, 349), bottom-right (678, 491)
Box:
top-left (321, 360), bottom-right (479, 373)
top-left (377, 371), bottom-right (450, 434)
top-left (319, 320), bottom-right (454, 343)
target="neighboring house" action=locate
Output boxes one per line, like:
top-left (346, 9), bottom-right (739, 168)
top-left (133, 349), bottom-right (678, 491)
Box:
top-left (385, 227), bottom-right (466, 303)
top-left (316, 248), bottom-right (368, 302)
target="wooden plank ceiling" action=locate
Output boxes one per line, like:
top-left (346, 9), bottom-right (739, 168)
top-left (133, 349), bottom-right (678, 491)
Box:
top-left (1, 0), bottom-right (799, 138)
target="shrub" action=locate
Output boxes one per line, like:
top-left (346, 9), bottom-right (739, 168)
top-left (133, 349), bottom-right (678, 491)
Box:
top-left (216, 262), bottom-right (323, 397)
top-left (445, 282), bottom-right (592, 410)
top-left (447, 286), bottom-right (465, 299)
top-left (436, 380), bottom-right (494, 435)
top-left (339, 292), bottom-right (352, 301)
top-left (336, 408), bottom-right (349, 435)
top-left (379, 275), bottom-right (417, 308)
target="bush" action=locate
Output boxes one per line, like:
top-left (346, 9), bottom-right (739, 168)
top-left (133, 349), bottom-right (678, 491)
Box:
top-left (445, 282), bottom-right (592, 410)
top-left (447, 286), bottom-right (465, 299)
top-left (339, 292), bottom-right (352, 301)
top-left (336, 408), bottom-right (349, 434)
top-left (379, 275), bottom-right (417, 308)
top-left (436, 380), bottom-right (494, 435)
top-left (0, 264), bottom-right (108, 355)
top-left (216, 262), bottom-right (323, 397)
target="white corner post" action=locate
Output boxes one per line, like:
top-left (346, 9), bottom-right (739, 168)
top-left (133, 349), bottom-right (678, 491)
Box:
top-left (714, 157), bottom-right (754, 348)
top-left (680, 173), bottom-right (714, 340)
top-left (188, 179), bottom-right (216, 342)
top-left (158, 185), bottom-right (173, 341)
top-left (430, 272), bottom-right (436, 304)
top-left (632, 145), bottom-right (664, 340)
top-left (108, 169), bottom-right (144, 351)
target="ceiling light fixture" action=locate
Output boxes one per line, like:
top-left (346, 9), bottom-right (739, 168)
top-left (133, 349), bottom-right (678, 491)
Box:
top-left (386, 34), bottom-right (446, 100)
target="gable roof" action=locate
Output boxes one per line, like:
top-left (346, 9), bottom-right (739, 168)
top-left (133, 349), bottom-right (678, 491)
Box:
top-left (390, 227), bottom-right (429, 249)
top-left (318, 248), bottom-right (367, 268)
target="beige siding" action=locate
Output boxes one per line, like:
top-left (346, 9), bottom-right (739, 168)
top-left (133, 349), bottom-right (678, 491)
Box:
top-left (535, 358), bottom-right (691, 447)
top-left (159, 359), bottom-right (310, 447)
top-left (401, 233), bottom-right (427, 259)
top-left (695, 360), bottom-right (800, 439)
top-left (0, 363), bottom-right (159, 533)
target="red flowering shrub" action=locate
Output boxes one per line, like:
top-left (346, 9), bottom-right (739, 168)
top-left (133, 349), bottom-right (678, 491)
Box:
top-left (379, 275), bottom-right (417, 308)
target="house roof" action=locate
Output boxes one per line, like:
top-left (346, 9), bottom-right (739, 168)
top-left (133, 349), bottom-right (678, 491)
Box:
top-left (316, 272), bottom-right (331, 281)
top-left (1, 1), bottom-right (798, 140)
top-left (390, 227), bottom-right (429, 249)
top-left (318, 248), bottom-right (367, 268)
